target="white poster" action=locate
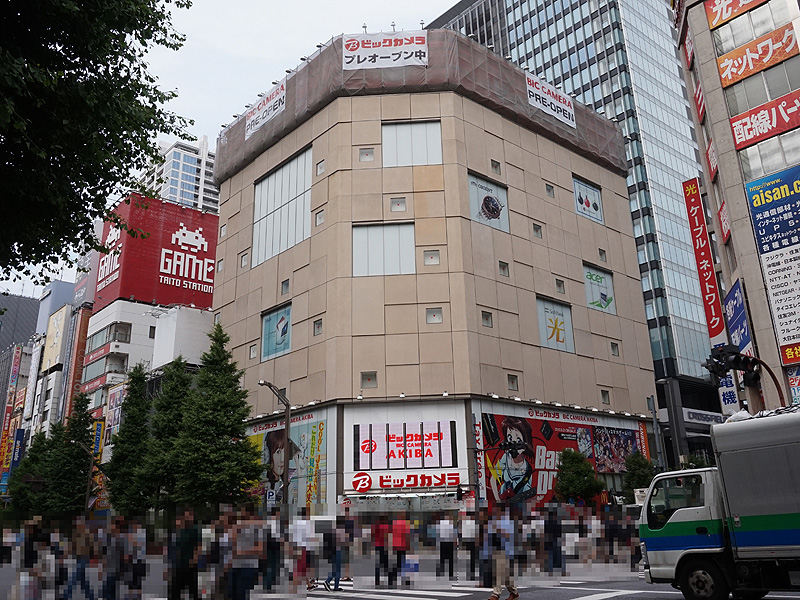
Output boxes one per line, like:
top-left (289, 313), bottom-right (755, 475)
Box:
top-left (525, 72), bottom-right (576, 129)
top-left (584, 265), bottom-right (616, 314)
top-left (245, 79), bottom-right (286, 140)
top-left (342, 31), bottom-right (428, 70)
top-left (537, 298), bottom-right (575, 353)
top-left (574, 178), bottom-right (604, 224)
top-left (468, 174), bottom-right (510, 232)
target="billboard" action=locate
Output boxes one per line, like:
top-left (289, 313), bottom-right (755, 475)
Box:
top-left (538, 298), bottom-right (575, 353)
top-left (247, 411), bottom-right (328, 508)
top-left (62, 307), bottom-right (91, 420)
top-left (525, 71), bottom-right (576, 128)
top-left (731, 87), bottom-right (800, 150)
top-left (573, 178), bottom-right (604, 224)
top-left (245, 79), bottom-right (286, 140)
top-left (694, 81), bottom-right (706, 123)
top-left (104, 382), bottom-right (126, 446)
top-left (261, 304), bottom-right (292, 361)
top-left (705, 0), bottom-right (770, 29)
top-left (717, 23), bottom-right (798, 88)
top-left (42, 305), bottom-right (69, 372)
top-left (746, 164), bottom-right (800, 365)
top-left (584, 265), bottom-right (616, 314)
top-left (481, 410), bottom-right (649, 507)
top-left (468, 174), bottom-right (510, 233)
top-left (342, 31), bottom-right (427, 70)
top-left (93, 195), bottom-right (218, 313)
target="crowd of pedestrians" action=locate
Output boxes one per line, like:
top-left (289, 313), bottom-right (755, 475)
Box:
top-left (1, 503), bottom-right (640, 600)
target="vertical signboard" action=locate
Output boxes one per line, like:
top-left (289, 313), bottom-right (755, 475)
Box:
top-left (724, 280), bottom-right (755, 357)
top-left (0, 403), bottom-right (14, 494)
top-left (718, 201), bottom-right (731, 243)
top-left (694, 82), bottom-right (706, 123)
top-left (706, 138), bottom-right (719, 182)
top-left (62, 307), bottom-right (91, 420)
top-left (787, 366), bottom-right (800, 404)
top-left (683, 25), bottom-right (695, 67)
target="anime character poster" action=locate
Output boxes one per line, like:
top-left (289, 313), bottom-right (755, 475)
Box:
top-left (248, 414), bottom-right (327, 508)
top-left (482, 412), bottom-right (646, 507)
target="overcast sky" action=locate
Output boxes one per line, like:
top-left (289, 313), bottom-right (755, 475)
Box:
top-left (1, 0), bottom-right (456, 298)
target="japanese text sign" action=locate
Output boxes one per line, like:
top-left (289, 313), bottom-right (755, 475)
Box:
top-left (354, 421), bottom-right (456, 471)
top-left (350, 470), bottom-right (460, 493)
top-left (342, 31), bottom-right (427, 70)
top-left (707, 138), bottom-right (719, 181)
top-left (718, 200), bottom-right (731, 242)
top-left (705, 0), bottom-right (770, 30)
top-left (684, 25), bottom-right (695, 67)
top-left (683, 178), bottom-right (726, 344)
top-left (525, 71), bottom-right (576, 128)
top-left (724, 279), bottom-right (755, 357)
top-left (717, 23), bottom-right (798, 88)
top-left (746, 165), bottom-right (800, 365)
top-left (245, 79), bottom-right (286, 141)
top-left (731, 87), bottom-right (800, 150)
top-left (694, 81), bottom-right (706, 123)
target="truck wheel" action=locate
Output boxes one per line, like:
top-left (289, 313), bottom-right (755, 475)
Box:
top-left (679, 560), bottom-right (729, 600)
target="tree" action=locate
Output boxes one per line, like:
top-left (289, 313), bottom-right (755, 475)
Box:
top-left (554, 449), bottom-right (605, 505)
top-left (147, 356), bottom-right (193, 511)
top-left (8, 432), bottom-right (52, 515)
top-left (622, 452), bottom-right (655, 505)
top-left (108, 364), bottom-right (153, 515)
top-left (0, 0), bottom-right (192, 283)
top-left (174, 324), bottom-right (261, 508)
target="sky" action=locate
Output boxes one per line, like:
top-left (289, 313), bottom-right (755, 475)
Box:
top-left (1, 0), bottom-right (456, 298)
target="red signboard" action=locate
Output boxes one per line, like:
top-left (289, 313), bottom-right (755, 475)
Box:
top-left (694, 81), bottom-right (706, 123)
top-left (706, 138), bottom-right (719, 181)
top-left (718, 201), bottom-right (731, 243)
top-left (94, 195), bottom-right (218, 313)
top-left (731, 87), bottom-right (800, 150)
top-left (718, 23), bottom-right (798, 88)
top-left (705, 0), bottom-right (770, 30)
top-left (684, 25), bottom-right (695, 67)
top-left (84, 343), bottom-right (111, 366)
top-left (81, 374), bottom-right (107, 395)
top-left (63, 307), bottom-right (91, 420)
top-left (683, 178), bottom-right (726, 344)
top-left (0, 404), bottom-right (14, 471)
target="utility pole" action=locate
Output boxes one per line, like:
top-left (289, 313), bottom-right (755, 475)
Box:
top-left (258, 380), bottom-right (291, 509)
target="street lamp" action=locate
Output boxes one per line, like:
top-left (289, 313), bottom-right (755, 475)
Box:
top-left (258, 380), bottom-right (290, 508)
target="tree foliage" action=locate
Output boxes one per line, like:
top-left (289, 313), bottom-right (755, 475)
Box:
top-left (174, 324), bottom-right (261, 508)
top-left (0, 0), bottom-right (192, 283)
top-left (108, 364), bottom-right (152, 516)
top-left (8, 432), bottom-right (51, 515)
top-left (554, 449), bottom-right (605, 505)
top-left (622, 451), bottom-right (655, 504)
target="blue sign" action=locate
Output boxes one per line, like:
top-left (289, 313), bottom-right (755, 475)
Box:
top-left (261, 304), bottom-right (292, 361)
top-left (747, 163), bottom-right (800, 255)
top-left (724, 280), bottom-right (753, 354)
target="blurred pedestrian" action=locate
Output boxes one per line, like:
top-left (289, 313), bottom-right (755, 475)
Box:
top-left (488, 508), bottom-right (518, 600)
top-left (61, 516), bottom-right (97, 600)
top-left (460, 513), bottom-right (478, 581)
top-left (435, 513), bottom-right (456, 580)
top-left (372, 515), bottom-right (390, 588)
top-left (168, 509), bottom-right (200, 600)
top-left (389, 512), bottom-right (410, 589)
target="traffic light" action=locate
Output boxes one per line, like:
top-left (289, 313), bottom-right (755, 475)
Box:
top-left (702, 345), bottom-right (761, 388)
top-left (728, 352), bottom-right (761, 387)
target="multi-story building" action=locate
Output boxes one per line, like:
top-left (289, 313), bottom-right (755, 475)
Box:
top-left (673, 0), bottom-right (800, 409)
top-left (0, 293), bottom-right (38, 353)
top-left (213, 30), bottom-right (659, 510)
top-left (429, 0), bottom-right (724, 462)
top-left (139, 135), bottom-right (220, 213)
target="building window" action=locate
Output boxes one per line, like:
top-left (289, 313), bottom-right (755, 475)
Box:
top-left (315, 209), bottom-right (325, 226)
top-left (555, 279), bottom-right (565, 294)
top-left (220, 224), bottom-right (227, 237)
top-left (532, 223), bottom-right (543, 238)
top-left (423, 250), bottom-right (440, 266)
top-left (352, 223), bottom-right (415, 277)
top-left (574, 177), bottom-right (604, 224)
top-left (545, 183), bottom-right (555, 197)
top-left (507, 374), bottom-right (519, 391)
top-left (361, 371), bottom-right (378, 389)
top-left (214, 312), bottom-right (221, 324)
top-left (261, 304), bottom-right (292, 361)
top-left (601, 389), bottom-right (611, 405)
top-left (240, 253), bottom-right (249, 268)
top-left (491, 159), bottom-right (501, 174)
top-left (252, 148), bottom-right (312, 267)
top-left (611, 342), bottom-right (620, 356)
top-left (382, 121), bottom-right (442, 167)
top-left (599, 248), bottom-right (607, 262)
top-left (481, 311), bottom-right (493, 328)
top-left (249, 344), bottom-right (257, 359)
top-left (390, 197), bottom-right (407, 212)
top-left (149, 326), bottom-right (156, 339)
top-left (316, 159), bottom-right (325, 175)
top-left (359, 147), bottom-right (375, 162)
top-left (499, 261), bottom-right (510, 277)
top-left (537, 298), bottom-right (575, 353)
top-left (426, 308), bottom-right (443, 324)
top-left (281, 279), bottom-right (289, 295)
top-left (313, 318), bottom-right (323, 336)
top-left (217, 259), bottom-right (224, 272)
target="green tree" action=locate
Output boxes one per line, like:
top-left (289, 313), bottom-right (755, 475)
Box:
top-left (685, 453), bottom-right (711, 469)
top-left (147, 356), bottom-right (193, 511)
top-left (108, 364), bottom-right (153, 515)
top-left (174, 324), bottom-right (261, 508)
top-left (8, 432), bottom-right (52, 515)
top-left (554, 449), bottom-right (605, 505)
top-left (0, 0), bottom-right (192, 283)
top-left (622, 451), bottom-right (656, 504)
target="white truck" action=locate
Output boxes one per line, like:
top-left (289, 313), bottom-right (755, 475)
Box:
top-left (638, 409), bottom-right (800, 600)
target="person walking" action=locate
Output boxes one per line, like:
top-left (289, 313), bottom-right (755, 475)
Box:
top-left (230, 507), bottom-right (262, 600)
top-left (460, 514), bottom-right (478, 582)
top-left (488, 508), bottom-right (519, 600)
top-left (322, 516), bottom-right (348, 591)
top-left (101, 518), bottom-right (125, 600)
top-left (168, 509), bottom-right (201, 600)
top-left (371, 515), bottom-right (390, 588)
top-left (388, 512), bottom-right (410, 589)
top-left (435, 513), bottom-right (456, 581)
top-left (60, 517), bottom-right (97, 600)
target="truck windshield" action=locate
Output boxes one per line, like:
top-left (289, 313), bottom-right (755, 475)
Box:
top-left (646, 475), bottom-right (704, 530)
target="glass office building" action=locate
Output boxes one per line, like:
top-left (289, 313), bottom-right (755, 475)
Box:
top-left (430, 0), bottom-right (713, 382)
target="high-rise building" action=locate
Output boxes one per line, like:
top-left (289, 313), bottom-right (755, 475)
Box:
top-left (673, 0), bottom-right (800, 409)
top-left (430, 0), bottom-right (724, 461)
top-left (140, 135), bottom-right (220, 213)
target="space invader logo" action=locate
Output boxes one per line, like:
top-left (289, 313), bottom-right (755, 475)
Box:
top-left (171, 223), bottom-right (207, 253)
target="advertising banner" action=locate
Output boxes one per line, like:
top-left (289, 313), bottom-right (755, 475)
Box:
top-left (684, 25), bottom-right (695, 66)
top-left (468, 174), bottom-right (510, 232)
top-left (248, 412), bottom-right (327, 507)
top-left (746, 164), bottom-right (800, 365)
top-left (354, 421), bottom-right (456, 471)
top-left (104, 383), bottom-right (126, 446)
top-left (8, 345), bottom-right (22, 390)
top-left (42, 305), bottom-right (68, 372)
top-left (731, 87), bottom-right (800, 150)
top-left (9, 429), bottom-right (25, 473)
top-left (707, 138), bottom-right (719, 182)
top-left (342, 31), bottom-right (427, 70)
top-left (63, 307), bottom-right (90, 420)
top-left (574, 178), bottom-right (604, 224)
top-left (724, 280), bottom-right (755, 357)
top-left (245, 79), bottom-right (286, 141)
top-left (584, 265), bottom-right (616, 314)
top-left (718, 23), bottom-right (798, 88)
top-left (23, 344), bottom-right (41, 421)
top-left (787, 365), bottom-right (800, 404)
top-left (538, 298), bottom-right (575, 353)
top-left (481, 410), bottom-right (648, 507)
top-left (694, 81), bottom-right (706, 123)
top-left (718, 201), bottom-right (731, 243)
top-left (261, 304), bottom-right (292, 361)
top-left (525, 71), bottom-right (576, 128)
top-left (705, 0), bottom-right (770, 30)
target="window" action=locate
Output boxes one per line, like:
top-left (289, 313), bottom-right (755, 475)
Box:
top-left (646, 475), bottom-right (705, 531)
top-left (316, 159), bottom-right (325, 175)
top-left (149, 326), bottom-right (156, 339)
top-left (214, 312), bottom-right (221, 324)
top-left (240, 253), bottom-right (249, 268)
top-left (249, 344), bottom-right (257, 359)
top-left (601, 389), bottom-right (610, 404)
top-left (352, 223), bottom-right (415, 276)
top-left (424, 250), bottom-right (440, 265)
top-left (491, 159), bottom-right (501, 174)
top-left (533, 223), bottom-right (543, 238)
top-left (599, 248), bottom-right (607, 262)
top-left (252, 148), bottom-right (312, 267)
top-left (481, 311), bottom-right (494, 328)
top-left (725, 56), bottom-right (800, 116)
top-left (545, 183), bottom-right (555, 197)
top-left (499, 261), bottom-right (510, 277)
top-left (220, 224), bottom-right (227, 237)
top-left (712, 0), bottom-right (791, 55)
top-left (313, 318), bottom-right (323, 336)
top-left (315, 209), bottom-right (325, 226)
top-left (359, 148), bottom-right (375, 162)
top-left (281, 279), bottom-right (290, 295)
top-left (217, 259), bottom-right (224, 272)
top-left (361, 371), bottom-right (378, 389)
top-left (382, 122), bottom-right (443, 167)
top-left (507, 374), bottom-right (519, 391)
top-left (537, 298), bottom-right (575, 353)
top-left (261, 305), bottom-right (292, 361)
top-left (611, 342), bottom-right (619, 356)
top-left (426, 308), bottom-right (443, 324)
top-left (390, 197), bottom-right (407, 212)
top-left (740, 128), bottom-right (800, 181)
top-left (574, 177), bottom-right (603, 224)
top-left (556, 279), bottom-right (566, 294)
